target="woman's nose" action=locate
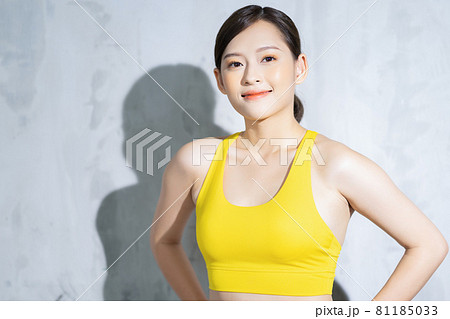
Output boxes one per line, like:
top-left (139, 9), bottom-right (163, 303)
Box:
top-left (242, 63), bottom-right (261, 85)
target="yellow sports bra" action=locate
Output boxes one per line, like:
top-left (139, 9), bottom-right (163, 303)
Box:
top-left (195, 129), bottom-right (342, 296)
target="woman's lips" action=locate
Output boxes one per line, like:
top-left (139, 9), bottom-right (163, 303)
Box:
top-left (242, 90), bottom-right (272, 100)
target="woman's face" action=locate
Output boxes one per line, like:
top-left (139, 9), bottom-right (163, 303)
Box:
top-left (214, 20), bottom-right (307, 121)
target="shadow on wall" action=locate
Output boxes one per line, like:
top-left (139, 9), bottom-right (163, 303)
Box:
top-left (95, 64), bottom-right (228, 300)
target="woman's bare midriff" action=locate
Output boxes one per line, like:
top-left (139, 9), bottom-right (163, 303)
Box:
top-left (209, 289), bottom-right (333, 301)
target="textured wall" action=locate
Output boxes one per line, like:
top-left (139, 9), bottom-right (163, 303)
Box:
top-left (0, 0), bottom-right (448, 300)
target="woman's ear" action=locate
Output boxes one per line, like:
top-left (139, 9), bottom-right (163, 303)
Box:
top-left (213, 67), bottom-right (227, 94)
top-left (295, 53), bottom-right (308, 84)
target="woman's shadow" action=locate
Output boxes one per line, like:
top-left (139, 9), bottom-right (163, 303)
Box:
top-left (95, 64), bottom-right (227, 300)
top-left (95, 63), bottom-right (349, 301)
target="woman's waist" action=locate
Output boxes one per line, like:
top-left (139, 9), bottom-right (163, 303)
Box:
top-left (209, 289), bottom-right (333, 301)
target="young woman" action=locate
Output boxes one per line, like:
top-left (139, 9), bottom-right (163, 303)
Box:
top-left (150, 5), bottom-right (448, 301)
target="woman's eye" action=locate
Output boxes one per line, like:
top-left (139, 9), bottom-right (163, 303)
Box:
top-left (227, 56), bottom-right (276, 68)
top-left (263, 56), bottom-right (276, 62)
top-left (228, 61), bottom-right (242, 68)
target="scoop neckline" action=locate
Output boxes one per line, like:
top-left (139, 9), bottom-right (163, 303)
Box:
top-left (221, 129), bottom-right (310, 209)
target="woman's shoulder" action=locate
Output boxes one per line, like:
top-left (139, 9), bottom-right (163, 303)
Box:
top-left (168, 134), bottom-right (231, 179)
top-left (314, 131), bottom-right (375, 164)
top-left (314, 131), bottom-right (386, 189)
top-left (314, 131), bottom-right (354, 160)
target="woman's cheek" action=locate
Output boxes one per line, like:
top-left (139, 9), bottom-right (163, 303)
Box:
top-left (269, 65), bottom-right (292, 84)
top-left (223, 74), bottom-right (241, 96)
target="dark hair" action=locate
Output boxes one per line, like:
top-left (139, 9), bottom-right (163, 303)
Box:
top-left (214, 5), bottom-right (304, 123)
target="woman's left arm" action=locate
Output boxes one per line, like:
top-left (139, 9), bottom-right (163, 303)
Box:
top-left (333, 143), bottom-right (448, 301)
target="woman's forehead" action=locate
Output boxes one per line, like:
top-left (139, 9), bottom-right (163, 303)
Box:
top-left (224, 24), bottom-right (287, 56)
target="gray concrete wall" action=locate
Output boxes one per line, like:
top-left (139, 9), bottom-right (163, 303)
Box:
top-left (0, 0), bottom-right (448, 300)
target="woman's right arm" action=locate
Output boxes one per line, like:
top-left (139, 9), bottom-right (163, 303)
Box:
top-left (149, 141), bottom-right (208, 301)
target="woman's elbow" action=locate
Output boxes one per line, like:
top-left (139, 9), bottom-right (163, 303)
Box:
top-left (439, 238), bottom-right (449, 258)
top-left (423, 236), bottom-right (449, 261)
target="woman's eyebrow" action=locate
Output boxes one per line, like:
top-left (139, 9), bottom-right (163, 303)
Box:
top-left (223, 45), bottom-right (281, 60)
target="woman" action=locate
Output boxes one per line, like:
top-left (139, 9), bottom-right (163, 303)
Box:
top-left (150, 5), bottom-right (448, 301)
